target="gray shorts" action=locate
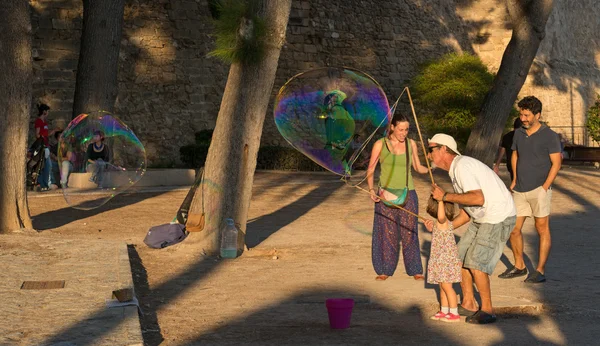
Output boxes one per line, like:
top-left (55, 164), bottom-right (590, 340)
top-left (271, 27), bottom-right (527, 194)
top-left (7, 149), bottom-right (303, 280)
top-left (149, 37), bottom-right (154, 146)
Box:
top-left (457, 216), bottom-right (516, 275)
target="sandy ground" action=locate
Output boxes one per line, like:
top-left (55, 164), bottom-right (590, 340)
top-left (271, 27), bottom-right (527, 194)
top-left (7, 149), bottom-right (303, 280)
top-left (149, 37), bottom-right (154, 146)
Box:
top-left (25, 167), bottom-right (600, 345)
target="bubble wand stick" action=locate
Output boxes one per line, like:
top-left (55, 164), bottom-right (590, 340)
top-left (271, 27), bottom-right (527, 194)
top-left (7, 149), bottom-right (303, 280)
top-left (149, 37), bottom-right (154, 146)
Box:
top-left (405, 87), bottom-right (435, 185)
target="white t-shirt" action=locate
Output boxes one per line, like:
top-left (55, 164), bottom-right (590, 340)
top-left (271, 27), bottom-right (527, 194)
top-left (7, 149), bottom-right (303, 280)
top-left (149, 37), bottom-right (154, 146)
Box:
top-left (449, 155), bottom-right (516, 224)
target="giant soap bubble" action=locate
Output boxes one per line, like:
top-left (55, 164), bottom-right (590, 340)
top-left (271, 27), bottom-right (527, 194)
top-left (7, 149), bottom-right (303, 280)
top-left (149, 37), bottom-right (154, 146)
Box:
top-left (58, 111), bottom-right (146, 210)
top-left (274, 67), bottom-right (390, 183)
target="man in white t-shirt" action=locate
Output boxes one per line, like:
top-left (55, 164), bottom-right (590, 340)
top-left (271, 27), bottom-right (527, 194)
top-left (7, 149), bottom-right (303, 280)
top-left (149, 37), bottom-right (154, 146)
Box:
top-left (426, 134), bottom-right (516, 324)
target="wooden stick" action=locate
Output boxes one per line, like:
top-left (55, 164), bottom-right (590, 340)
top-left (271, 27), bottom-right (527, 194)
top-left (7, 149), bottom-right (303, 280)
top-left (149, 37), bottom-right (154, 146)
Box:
top-left (405, 87), bottom-right (435, 185)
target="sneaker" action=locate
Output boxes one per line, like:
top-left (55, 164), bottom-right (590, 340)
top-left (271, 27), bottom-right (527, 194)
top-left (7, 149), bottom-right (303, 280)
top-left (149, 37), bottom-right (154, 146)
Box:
top-left (441, 313), bottom-right (461, 323)
top-left (430, 311), bottom-right (447, 320)
top-left (498, 265), bottom-right (528, 279)
top-left (524, 270), bottom-right (546, 283)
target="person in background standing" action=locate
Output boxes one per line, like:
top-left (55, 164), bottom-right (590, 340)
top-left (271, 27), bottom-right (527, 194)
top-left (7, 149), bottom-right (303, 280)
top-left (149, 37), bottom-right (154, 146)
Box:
top-left (493, 118), bottom-right (523, 181)
top-left (34, 104), bottom-right (58, 191)
top-left (499, 96), bottom-right (562, 283)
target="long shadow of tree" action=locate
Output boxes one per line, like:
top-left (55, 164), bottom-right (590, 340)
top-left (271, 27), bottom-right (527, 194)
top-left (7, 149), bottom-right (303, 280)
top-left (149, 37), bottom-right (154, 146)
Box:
top-left (31, 190), bottom-right (169, 230)
top-left (246, 179), bottom-right (345, 248)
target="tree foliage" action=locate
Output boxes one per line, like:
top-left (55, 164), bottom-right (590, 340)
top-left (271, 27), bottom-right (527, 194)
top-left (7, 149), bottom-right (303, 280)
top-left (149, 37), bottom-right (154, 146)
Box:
top-left (585, 94), bottom-right (600, 143)
top-left (411, 53), bottom-right (495, 149)
top-left (207, 0), bottom-right (267, 64)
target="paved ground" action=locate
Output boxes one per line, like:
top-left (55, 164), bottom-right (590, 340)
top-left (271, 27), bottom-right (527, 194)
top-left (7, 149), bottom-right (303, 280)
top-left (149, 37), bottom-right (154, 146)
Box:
top-left (0, 235), bottom-right (142, 346)
top-left (3, 165), bottom-right (600, 345)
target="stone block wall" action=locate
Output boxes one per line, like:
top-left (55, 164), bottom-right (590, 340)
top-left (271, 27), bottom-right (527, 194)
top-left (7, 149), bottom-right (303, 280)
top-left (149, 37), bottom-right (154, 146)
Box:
top-left (29, 0), bottom-right (600, 167)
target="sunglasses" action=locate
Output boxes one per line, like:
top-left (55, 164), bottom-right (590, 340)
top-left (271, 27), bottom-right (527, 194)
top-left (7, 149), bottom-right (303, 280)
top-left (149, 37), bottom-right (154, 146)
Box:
top-left (427, 145), bottom-right (442, 153)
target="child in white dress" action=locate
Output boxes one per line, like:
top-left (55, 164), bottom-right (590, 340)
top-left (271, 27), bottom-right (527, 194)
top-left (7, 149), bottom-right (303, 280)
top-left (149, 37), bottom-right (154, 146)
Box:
top-left (424, 196), bottom-right (462, 323)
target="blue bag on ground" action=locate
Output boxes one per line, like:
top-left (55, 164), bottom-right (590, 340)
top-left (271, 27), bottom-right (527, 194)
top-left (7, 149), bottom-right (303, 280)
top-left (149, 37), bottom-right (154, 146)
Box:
top-left (143, 223), bottom-right (188, 249)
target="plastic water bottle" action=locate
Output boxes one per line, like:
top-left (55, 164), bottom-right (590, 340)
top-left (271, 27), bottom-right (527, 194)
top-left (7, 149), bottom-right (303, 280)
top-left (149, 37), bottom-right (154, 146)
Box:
top-left (220, 218), bottom-right (238, 258)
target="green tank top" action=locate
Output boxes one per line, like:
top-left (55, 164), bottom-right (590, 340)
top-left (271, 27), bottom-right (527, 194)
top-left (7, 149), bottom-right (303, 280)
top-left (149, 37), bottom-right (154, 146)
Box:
top-left (378, 138), bottom-right (414, 190)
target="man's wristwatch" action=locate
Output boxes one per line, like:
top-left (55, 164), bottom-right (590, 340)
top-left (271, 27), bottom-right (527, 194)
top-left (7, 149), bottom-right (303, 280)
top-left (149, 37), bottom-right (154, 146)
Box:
top-left (442, 192), bottom-right (448, 202)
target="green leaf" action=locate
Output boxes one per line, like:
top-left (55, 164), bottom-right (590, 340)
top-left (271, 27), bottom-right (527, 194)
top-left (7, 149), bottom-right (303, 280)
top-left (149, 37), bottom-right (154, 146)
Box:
top-left (410, 53), bottom-right (495, 147)
top-left (585, 94), bottom-right (600, 143)
top-left (207, 0), bottom-right (267, 65)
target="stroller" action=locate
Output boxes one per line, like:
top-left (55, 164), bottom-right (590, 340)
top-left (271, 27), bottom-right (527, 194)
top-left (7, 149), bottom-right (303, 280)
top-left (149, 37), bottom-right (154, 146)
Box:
top-left (26, 138), bottom-right (46, 190)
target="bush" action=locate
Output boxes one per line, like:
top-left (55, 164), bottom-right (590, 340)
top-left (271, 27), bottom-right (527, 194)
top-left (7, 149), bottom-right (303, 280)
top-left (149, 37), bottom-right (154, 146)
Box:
top-left (585, 94), bottom-right (600, 143)
top-left (411, 53), bottom-right (495, 149)
top-left (180, 144), bottom-right (210, 168)
top-left (194, 129), bottom-right (214, 145)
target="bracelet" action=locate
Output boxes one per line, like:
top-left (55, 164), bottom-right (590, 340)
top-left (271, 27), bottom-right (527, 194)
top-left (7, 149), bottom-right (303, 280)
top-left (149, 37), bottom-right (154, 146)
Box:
top-left (442, 192), bottom-right (448, 202)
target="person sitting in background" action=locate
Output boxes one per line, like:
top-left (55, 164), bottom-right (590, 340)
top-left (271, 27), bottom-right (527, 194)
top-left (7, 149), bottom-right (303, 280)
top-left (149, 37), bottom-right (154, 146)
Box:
top-left (49, 131), bottom-right (62, 189)
top-left (86, 130), bottom-right (109, 188)
top-left (493, 118), bottom-right (523, 181)
top-left (558, 133), bottom-right (570, 160)
top-left (58, 137), bottom-right (74, 188)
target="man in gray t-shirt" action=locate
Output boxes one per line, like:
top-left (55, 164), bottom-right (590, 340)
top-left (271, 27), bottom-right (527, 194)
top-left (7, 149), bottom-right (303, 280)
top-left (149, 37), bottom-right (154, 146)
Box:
top-left (498, 96), bottom-right (562, 283)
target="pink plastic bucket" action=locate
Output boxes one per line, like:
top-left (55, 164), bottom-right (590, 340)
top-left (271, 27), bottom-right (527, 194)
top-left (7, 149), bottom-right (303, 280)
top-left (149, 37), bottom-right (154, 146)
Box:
top-left (326, 298), bottom-right (355, 329)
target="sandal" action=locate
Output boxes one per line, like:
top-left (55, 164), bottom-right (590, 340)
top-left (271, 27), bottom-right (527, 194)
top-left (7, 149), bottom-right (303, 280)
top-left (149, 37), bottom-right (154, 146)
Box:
top-left (413, 274), bottom-right (425, 281)
top-left (375, 275), bottom-right (389, 281)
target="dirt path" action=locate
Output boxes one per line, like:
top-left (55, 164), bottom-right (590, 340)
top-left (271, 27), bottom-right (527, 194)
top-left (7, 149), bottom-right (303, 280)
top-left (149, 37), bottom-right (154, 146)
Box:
top-left (26, 168), bottom-right (600, 345)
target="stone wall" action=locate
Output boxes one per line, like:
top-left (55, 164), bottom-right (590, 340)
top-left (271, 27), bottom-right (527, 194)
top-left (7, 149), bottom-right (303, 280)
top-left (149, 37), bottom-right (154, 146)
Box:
top-left (456, 1), bottom-right (600, 146)
top-left (30, 0), bottom-right (600, 166)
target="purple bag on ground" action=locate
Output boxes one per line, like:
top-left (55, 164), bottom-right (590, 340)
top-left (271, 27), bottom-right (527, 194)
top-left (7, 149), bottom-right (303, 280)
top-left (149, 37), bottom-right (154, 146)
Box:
top-left (143, 223), bottom-right (188, 249)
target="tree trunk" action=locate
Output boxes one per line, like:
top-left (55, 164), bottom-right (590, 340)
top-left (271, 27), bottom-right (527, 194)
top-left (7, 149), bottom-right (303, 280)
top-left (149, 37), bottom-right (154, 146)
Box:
top-left (187, 0), bottom-right (292, 254)
top-left (0, 0), bottom-right (33, 233)
top-left (465, 0), bottom-right (554, 164)
top-left (72, 0), bottom-right (125, 118)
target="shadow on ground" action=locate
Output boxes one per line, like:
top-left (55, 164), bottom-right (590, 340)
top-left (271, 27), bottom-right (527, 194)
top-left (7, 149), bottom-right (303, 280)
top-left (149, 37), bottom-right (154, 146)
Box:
top-left (31, 190), bottom-right (169, 230)
top-left (246, 180), bottom-right (344, 248)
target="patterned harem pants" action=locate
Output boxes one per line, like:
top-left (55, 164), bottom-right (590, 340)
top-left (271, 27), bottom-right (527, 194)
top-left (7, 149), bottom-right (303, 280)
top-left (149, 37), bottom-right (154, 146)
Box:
top-left (372, 190), bottom-right (423, 276)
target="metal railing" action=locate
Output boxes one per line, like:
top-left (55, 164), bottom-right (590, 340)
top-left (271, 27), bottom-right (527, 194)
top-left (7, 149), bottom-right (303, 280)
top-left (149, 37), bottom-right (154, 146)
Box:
top-left (550, 125), bottom-right (599, 147)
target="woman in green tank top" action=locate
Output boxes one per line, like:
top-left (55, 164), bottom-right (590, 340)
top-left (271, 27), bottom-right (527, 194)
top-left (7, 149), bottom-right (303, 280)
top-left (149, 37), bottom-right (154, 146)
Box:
top-left (366, 113), bottom-right (430, 281)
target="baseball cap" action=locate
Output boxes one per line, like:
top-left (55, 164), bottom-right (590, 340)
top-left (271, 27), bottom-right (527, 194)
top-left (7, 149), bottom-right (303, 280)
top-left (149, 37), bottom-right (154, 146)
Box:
top-left (428, 133), bottom-right (461, 155)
